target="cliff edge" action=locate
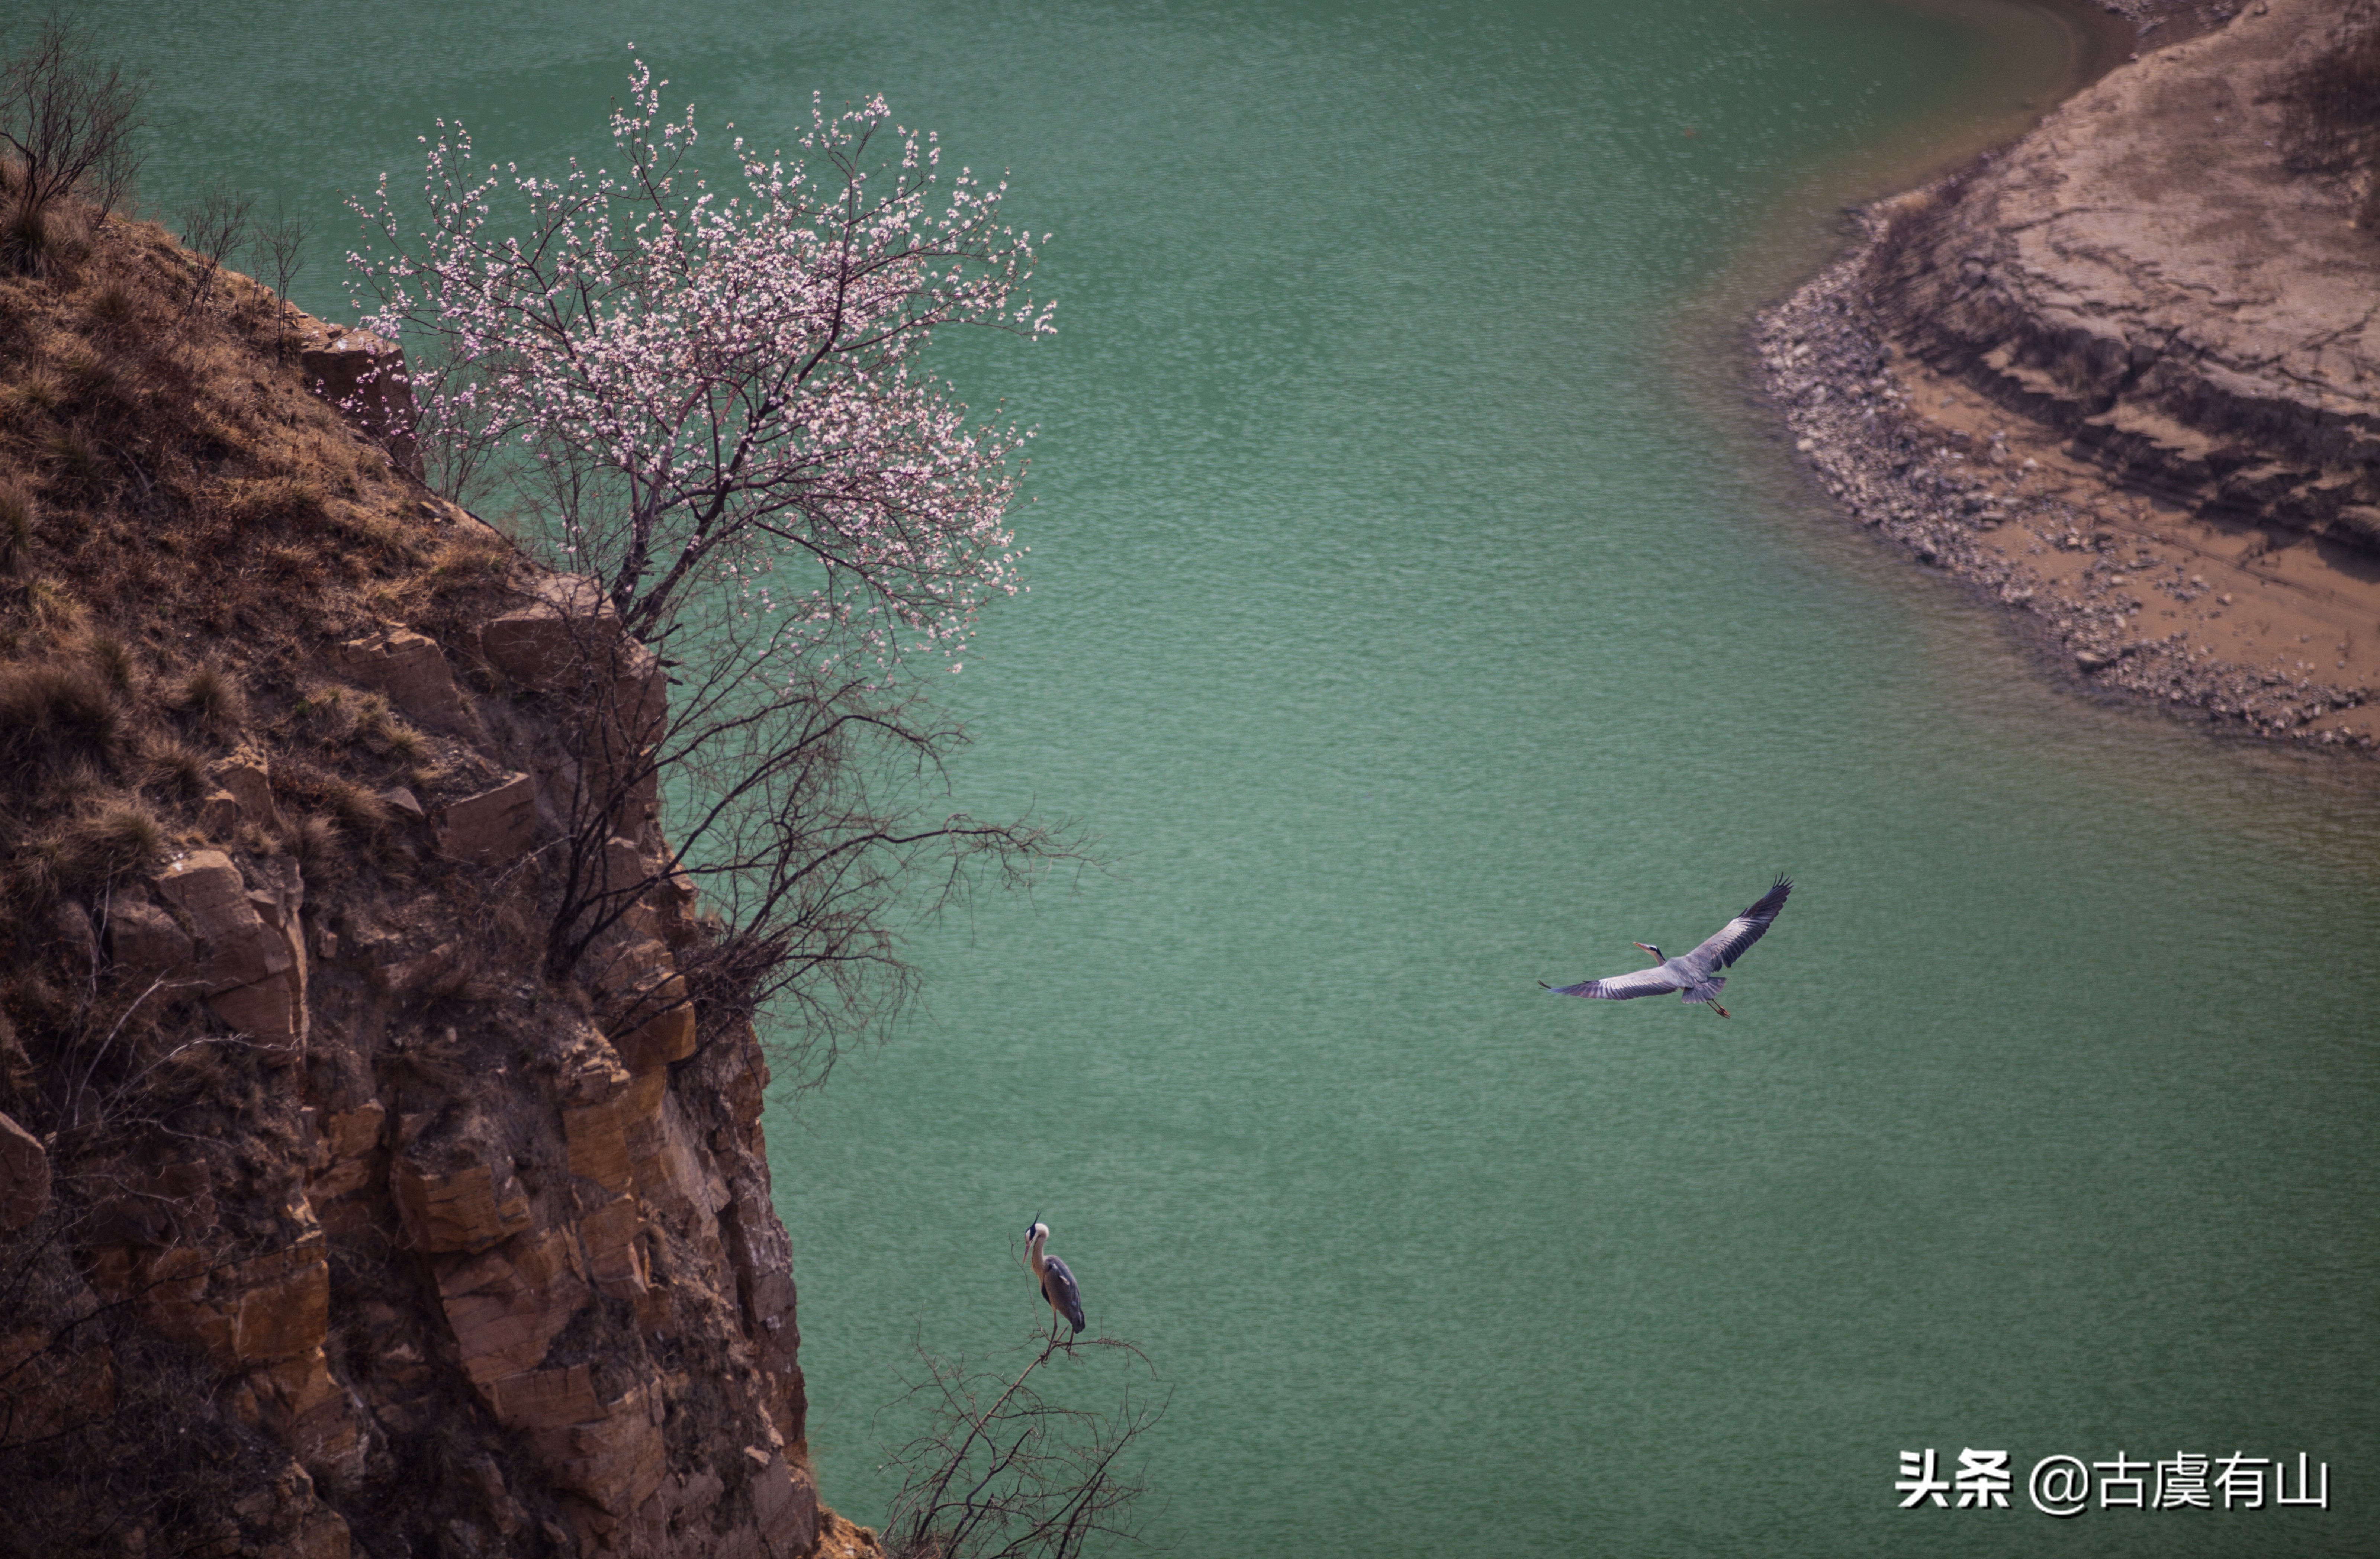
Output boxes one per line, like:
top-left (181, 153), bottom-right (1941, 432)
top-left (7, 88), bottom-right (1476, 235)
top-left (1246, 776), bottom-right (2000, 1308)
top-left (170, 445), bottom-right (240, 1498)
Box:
top-left (0, 204), bottom-right (839, 1554)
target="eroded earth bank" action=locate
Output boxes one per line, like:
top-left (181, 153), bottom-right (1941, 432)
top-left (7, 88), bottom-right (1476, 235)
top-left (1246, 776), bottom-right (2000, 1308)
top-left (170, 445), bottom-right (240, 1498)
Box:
top-left (1762, 0), bottom-right (2380, 753)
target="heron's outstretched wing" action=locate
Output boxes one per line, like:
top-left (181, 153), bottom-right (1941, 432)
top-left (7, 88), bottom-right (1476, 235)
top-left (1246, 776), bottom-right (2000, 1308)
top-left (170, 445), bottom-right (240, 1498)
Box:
top-left (1683, 875), bottom-right (1792, 975)
top-left (1040, 1254), bottom-right (1086, 1333)
top-left (1541, 965), bottom-right (1682, 1001)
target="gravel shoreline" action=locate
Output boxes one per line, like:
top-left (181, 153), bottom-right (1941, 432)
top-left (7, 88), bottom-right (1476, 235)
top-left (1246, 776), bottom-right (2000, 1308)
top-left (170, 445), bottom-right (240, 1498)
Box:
top-left (1754, 207), bottom-right (2375, 754)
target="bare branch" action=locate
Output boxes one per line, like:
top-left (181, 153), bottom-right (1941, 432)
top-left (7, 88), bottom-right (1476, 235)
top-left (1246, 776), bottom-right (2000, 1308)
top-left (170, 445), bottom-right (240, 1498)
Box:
top-left (878, 1330), bottom-right (1165, 1559)
top-left (247, 196), bottom-right (307, 361)
top-left (0, 13), bottom-right (146, 273)
top-left (177, 176), bottom-right (254, 318)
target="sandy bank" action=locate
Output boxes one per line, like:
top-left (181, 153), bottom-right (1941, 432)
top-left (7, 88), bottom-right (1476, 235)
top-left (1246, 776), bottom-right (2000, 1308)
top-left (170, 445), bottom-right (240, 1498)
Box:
top-left (1759, 0), bottom-right (2380, 754)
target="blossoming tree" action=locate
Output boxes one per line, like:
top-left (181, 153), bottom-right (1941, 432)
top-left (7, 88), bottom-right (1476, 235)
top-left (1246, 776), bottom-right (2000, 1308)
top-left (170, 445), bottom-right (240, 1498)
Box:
top-left (348, 63), bottom-right (1065, 1076)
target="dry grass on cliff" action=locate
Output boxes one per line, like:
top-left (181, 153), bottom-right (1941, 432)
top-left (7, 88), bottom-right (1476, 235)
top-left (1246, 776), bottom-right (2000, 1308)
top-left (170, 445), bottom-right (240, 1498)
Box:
top-left (0, 189), bottom-right (537, 1550)
top-left (0, 192), bottom-right (524, 939)
top-left (0, 189), bottom-right (522, 1254)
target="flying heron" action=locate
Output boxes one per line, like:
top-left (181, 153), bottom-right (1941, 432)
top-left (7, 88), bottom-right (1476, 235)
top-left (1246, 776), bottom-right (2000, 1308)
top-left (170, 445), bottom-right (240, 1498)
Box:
top-left (1541, 876), bottom-right (1793, 1018)
top-left (1023, 1219), bottom-right (1085, 1339)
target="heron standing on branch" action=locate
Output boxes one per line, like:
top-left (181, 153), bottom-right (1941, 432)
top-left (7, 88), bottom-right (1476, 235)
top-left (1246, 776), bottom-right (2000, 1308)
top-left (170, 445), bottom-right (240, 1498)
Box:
top-left (1542, 876), bottom-right (1793, 1018)
top-left (1024, 1219), bottom-right (1085, 1340)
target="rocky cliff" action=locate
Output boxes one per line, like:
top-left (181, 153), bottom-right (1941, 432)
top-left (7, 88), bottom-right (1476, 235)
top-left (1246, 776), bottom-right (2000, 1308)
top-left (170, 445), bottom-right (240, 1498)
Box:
top-left (0, 204), bottom-right (838, 1554)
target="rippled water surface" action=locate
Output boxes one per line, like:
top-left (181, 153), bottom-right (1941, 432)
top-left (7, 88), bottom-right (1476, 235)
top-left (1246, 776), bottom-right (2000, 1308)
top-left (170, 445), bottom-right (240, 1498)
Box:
top-left (93, 0), bottom-right (2380, 1552)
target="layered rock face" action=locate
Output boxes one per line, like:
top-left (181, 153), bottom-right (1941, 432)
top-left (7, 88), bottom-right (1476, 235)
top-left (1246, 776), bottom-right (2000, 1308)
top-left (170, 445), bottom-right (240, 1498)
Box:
top-left (0, 206), bottom-right (845, 1557)
top-left (1756, 0), bottom-right (2380, 748)
top-left (1865, 0), bottom-right (2380, 550)
top-left (17, 593), bottom-right (819, 1558)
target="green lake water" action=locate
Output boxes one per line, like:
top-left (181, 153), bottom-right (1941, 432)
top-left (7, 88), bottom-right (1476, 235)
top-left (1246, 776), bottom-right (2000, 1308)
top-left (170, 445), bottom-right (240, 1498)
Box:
top-left (91, 0), bottom-right (2380, 1552)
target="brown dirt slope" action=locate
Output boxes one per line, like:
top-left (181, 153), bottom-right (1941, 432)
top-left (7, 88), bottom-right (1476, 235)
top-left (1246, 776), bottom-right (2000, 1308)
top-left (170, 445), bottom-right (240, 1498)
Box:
top-left (1875, 0), bottom-right (2380, 548)
top-left (0, 202), bottom-right (829, 1553)
top-left (1759, 0), bottom-right (2380, 753)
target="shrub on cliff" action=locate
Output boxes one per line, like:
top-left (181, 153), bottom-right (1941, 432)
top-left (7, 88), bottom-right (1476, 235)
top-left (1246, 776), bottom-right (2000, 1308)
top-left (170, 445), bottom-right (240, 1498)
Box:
top-left (350, 60), bottom-right (1072, 1080)
top-left (0, 15), bottom-right (143, 276)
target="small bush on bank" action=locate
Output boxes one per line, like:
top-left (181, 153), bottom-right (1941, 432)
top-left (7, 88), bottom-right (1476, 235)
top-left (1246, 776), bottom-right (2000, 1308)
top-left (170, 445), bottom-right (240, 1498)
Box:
top-left (139, 732), bottom-right (207, 796)
top-left (0, 15), bottom-right (143, 276)
top-left (173, 661), bottom-right (245, 732)
top-left (39, 796), bottom-right (165, 888)
top-left (0, 659), bottom-right (120, 780)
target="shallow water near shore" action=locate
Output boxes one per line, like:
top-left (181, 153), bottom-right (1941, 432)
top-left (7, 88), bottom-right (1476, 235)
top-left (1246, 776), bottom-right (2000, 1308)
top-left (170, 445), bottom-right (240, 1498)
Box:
top-left (93, 0), bottom-right (2380, 1553)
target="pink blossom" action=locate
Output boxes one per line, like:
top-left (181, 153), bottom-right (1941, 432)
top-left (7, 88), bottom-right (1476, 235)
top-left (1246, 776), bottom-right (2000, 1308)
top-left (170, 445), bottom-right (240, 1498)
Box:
top-left (347, 58), bottom-right (1052, 673)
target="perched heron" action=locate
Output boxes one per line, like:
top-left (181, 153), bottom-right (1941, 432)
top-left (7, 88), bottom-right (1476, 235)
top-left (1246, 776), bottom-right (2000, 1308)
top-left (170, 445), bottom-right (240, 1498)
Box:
top-left (1541, 876), bottom-right (1793, 1018)
top-left (1023, 1219), bottom-right (1085, 1339)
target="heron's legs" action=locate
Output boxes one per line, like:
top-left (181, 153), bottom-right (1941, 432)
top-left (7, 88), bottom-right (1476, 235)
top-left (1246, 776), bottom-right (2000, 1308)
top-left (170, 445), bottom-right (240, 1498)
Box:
top-left (1712, 1002), bottom-right (1730, 1019)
